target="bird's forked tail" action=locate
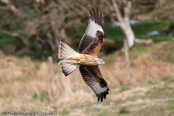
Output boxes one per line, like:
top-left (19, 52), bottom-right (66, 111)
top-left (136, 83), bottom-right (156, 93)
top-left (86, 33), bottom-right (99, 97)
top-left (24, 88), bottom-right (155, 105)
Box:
top-left (58, 39), bottom-right (79, 59)
top-left (58, 39), bottom-right (80, 76)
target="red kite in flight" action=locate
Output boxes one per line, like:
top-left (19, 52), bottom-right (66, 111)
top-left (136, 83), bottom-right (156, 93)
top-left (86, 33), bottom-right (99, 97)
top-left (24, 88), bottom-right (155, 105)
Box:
top-left (58, 8), bottom-right (109, 102)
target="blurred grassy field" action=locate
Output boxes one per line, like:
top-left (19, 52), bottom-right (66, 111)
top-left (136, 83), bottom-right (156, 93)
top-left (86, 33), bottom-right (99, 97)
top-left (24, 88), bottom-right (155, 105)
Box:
top-left (0, 41), bottom-right (174, 115)
top-left (63, 78), bottom-right (174, 116)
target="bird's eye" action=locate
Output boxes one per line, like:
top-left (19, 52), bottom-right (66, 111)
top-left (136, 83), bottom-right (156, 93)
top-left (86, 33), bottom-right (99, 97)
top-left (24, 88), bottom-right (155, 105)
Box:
top-left (98, 35), bottom-right (103, 40)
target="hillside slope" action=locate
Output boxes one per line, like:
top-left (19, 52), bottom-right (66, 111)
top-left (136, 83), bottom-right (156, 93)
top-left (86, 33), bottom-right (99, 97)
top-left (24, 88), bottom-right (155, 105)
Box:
top-left (0, 41), bottom-right (173, 115)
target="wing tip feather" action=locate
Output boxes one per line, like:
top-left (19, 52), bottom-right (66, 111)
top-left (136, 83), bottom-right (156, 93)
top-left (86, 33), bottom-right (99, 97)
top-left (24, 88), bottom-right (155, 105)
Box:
top-left (79, 66), bottom-right (109, 102)
top-left (97, 88), bottom-right (110, 102)
top-left (89, 8), bottom-right (104, 30)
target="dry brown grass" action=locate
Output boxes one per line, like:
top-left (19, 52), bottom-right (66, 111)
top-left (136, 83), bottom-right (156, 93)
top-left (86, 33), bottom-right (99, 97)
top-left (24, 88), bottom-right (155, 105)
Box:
top-left (101, 53), bottom-right (174, 87)
top-left (0, 56), bottom-right (94, 112)
top-left (0, 46), bottom-right (173, 112)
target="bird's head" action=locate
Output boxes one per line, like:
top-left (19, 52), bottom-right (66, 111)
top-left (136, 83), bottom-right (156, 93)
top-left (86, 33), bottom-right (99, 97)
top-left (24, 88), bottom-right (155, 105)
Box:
top-left (96, 31), bottom-right (104, 42)
top-left (96, 58), bottom-right (105, 65)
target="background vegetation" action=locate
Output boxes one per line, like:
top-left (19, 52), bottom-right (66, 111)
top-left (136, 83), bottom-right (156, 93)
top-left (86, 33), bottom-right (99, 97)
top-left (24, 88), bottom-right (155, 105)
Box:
top-left (0, 0), bottom-right (174, 116)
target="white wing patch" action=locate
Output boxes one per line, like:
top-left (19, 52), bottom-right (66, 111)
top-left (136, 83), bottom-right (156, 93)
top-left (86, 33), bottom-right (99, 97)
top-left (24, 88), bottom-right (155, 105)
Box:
top-left (91, 82), bottom-right (108, 94)
top-left (86, 20), bottom-right (104, 38)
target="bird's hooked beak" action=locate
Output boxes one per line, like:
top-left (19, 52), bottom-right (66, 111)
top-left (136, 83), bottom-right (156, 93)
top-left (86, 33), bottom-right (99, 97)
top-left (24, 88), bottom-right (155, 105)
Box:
top-left (97, 58), bottom-right (105, 65)
top-left (103, 61), bottom-right (105, 64)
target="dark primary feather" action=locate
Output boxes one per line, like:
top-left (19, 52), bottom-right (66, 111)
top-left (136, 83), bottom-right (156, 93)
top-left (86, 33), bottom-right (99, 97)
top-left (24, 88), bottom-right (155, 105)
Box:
top-left (78, 8), bottom-right (105, 55)
top-left (90, 8), bottom-right (104, 29)
top-left (79, 66), bottom-right (109, 102)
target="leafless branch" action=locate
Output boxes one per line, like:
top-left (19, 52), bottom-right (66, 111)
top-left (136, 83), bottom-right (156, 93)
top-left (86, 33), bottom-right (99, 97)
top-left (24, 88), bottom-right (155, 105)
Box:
top-left (111, 0), bottom-right (123, 23)
top-left (124, 1), bottom-right (132, 19)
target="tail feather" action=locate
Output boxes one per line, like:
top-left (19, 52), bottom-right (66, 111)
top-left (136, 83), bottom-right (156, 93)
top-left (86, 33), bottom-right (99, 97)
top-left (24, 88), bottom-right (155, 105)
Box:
top-left (58, 39), bottom-right (79, 59)
top-left (59, 60), bottom-right (79, 76)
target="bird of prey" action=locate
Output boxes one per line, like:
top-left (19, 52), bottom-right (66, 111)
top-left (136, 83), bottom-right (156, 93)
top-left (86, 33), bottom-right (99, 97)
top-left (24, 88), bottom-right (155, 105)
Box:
top-left (58, 8), bottom-right (109, 102)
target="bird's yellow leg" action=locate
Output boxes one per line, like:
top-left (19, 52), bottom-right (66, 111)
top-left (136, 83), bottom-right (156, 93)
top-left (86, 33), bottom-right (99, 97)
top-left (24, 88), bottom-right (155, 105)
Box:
top-left (77, 61), bottom-right (81, 64)
top-left (76, 57), bottom-right (81, 64)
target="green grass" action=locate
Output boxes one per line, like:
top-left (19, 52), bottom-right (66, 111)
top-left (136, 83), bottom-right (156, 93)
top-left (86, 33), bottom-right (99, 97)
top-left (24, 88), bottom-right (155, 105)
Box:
top-left (84, 107), bottom-right (116, 116)
top-left (103, 20), bottom-right (173, 62)
top-left (130, 45), bottom-right (149, 58)
top-left (31, 91), bottom-right (51, 102)
top-left (97, 112), bottom-right (107, 116)
top-left (119, 106), bottom-right (130, 114)
top-left (149, 41), bottom-right (174, 62)
top-left (59, 110), bottom-right (70, 115)
top-left (119, 85), bottom-right (131, 92)
top-left (105, 20), bottom-right (172, 42)
top-left (143, 78), bottom-right (174, 99)
top-left (39, 91), bottom-right (50, 102)
top-left (85, 108), bottom-right (100, 113)
top-left (166, 78), bottom-right (174, 84)
top-left (147, 80), bottom-right (158, 85)
top-left (67, 77), bottom-right (174, 116)
top-left (32, 93), bottom-right (38, 100)
top-left (132, 104), bottom-right (174, 116)
top-left (167, 100), bottom-right (174, 104)
top-left (106, 40), bottom-right (174, 63)
top-left (132, 41), bottom-right (174, 62)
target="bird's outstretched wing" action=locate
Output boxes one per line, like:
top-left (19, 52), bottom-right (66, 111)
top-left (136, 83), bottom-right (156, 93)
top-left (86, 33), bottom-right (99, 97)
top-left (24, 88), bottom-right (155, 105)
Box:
top-left (79, 66), bottom-right (109, 102)
top-left (78, 8), bottom-right (105, 57)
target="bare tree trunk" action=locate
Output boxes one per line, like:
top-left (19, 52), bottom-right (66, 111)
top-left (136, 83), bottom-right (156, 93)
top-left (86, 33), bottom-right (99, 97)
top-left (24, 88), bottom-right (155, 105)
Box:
top-left (48, 56), bottom-right (57, 94)
top-left (112, 0), bottom-right (132, 80)
top-left (123, 18), bottom-right (135, 48)
top-left (112, 0), bottom-right (135, 48)
top-left (124, 38), bottom-right (130, 81)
